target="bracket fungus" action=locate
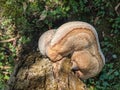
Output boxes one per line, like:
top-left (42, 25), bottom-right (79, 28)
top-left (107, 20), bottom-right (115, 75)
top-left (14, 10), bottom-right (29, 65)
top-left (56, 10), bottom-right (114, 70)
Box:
top-left (38, 21), bottom-right (105, 80)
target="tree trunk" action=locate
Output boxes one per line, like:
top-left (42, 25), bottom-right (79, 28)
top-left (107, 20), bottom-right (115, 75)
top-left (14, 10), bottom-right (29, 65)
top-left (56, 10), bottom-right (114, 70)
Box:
top-left (6, 52), bottom-right (87, 90)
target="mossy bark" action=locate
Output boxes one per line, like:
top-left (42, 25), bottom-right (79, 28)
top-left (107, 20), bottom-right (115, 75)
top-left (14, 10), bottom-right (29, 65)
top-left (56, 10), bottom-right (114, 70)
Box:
top-left (6, 52), bottom-right (87, 90)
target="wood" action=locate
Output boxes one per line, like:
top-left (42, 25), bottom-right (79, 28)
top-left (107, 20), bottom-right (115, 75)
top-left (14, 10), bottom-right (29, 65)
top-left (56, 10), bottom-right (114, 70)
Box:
top-left (0, 35), bottom-right (19, 43)
top-left (6, 52), bottom-right (87, 90)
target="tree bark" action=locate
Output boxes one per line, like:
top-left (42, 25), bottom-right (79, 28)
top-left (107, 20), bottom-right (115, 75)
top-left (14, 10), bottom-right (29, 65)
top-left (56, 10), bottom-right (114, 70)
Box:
top-left (6, 52), bottom-right (87, 90)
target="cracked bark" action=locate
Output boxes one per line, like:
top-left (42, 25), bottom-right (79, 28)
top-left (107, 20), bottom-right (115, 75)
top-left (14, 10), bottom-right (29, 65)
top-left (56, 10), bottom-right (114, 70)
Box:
top-left (6, 52), bottom-right (87, 90)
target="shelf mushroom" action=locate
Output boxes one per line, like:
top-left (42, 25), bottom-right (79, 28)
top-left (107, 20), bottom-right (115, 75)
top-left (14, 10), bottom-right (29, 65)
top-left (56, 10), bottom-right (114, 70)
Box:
top-left (38, 21), bottom-right (105, 79)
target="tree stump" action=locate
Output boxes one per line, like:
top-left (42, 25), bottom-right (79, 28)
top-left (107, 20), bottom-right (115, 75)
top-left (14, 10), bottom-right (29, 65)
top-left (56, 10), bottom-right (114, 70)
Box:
top-left (6, 52), bottom-right (87, 90)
